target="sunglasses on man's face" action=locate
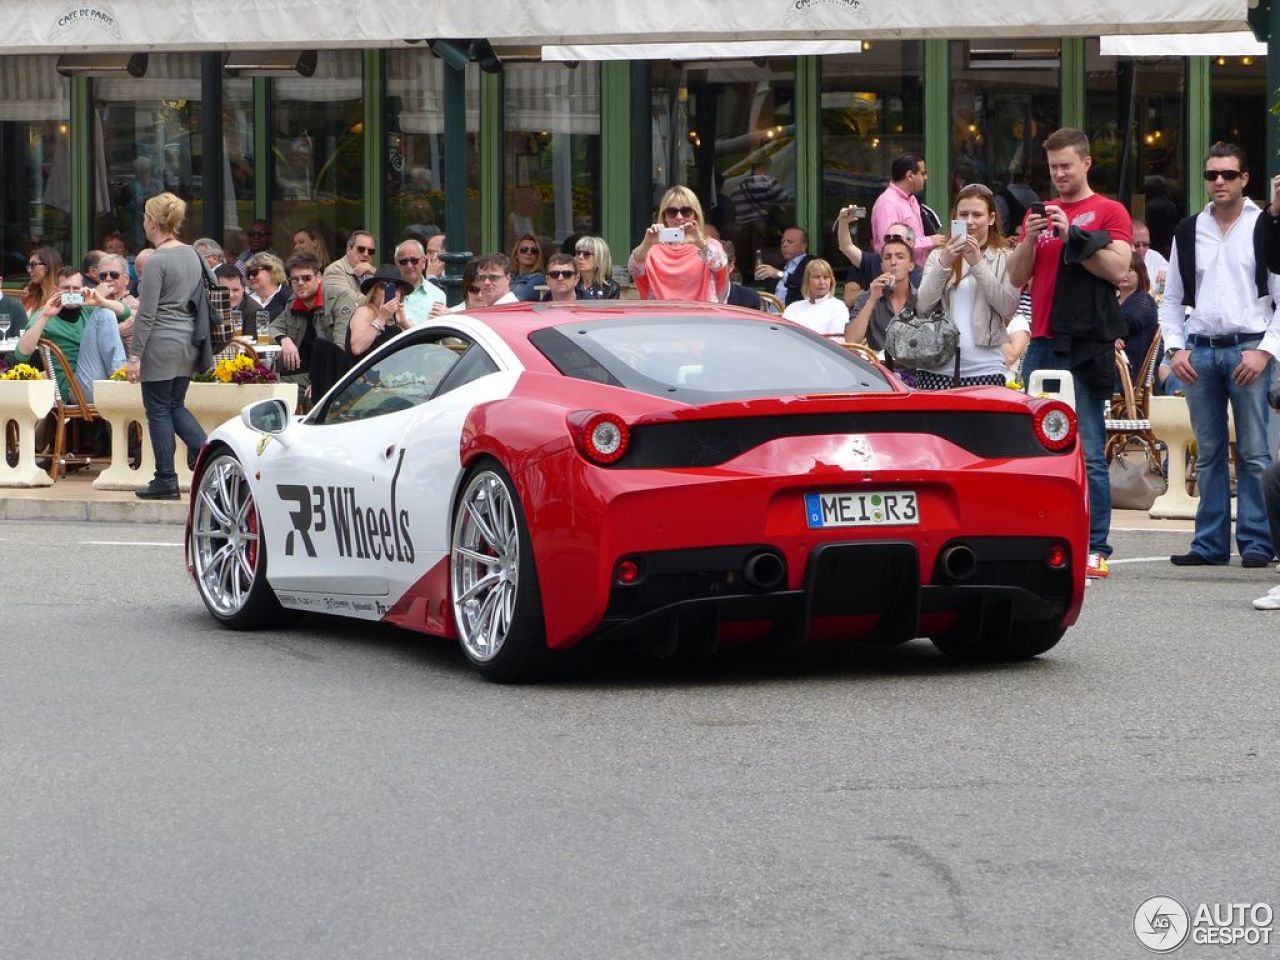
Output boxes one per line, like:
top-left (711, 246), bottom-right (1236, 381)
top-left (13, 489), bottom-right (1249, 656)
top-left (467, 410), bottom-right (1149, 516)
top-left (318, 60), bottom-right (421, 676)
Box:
top-left (397, 257), bottom-right (422, 266)
top-left (547, 269), bottom-right (576, 280)
top-left (664, 206), bottom-right (695, 219)
top-left (354, 244), bottom-right (375, 255)
top-left (289, 274), bottom-right (316, 285)
top-left (477, 273), bottom-right (507, 284)
top-left (99, 271), bottom-right (123, 280)
top-left (883, 233), bottom-right (911, 245)
top-left (1203, 169), bottom-right (1243, 182)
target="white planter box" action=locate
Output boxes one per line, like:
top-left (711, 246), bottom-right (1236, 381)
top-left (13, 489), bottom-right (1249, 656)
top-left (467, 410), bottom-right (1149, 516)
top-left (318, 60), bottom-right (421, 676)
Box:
top-left (0, 378), bottom-right (55, 487)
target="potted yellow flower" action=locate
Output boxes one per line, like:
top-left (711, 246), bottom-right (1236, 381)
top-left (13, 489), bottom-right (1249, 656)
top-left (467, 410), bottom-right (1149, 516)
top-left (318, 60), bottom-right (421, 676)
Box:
top-left (186, 354), bottom-right (297, 435)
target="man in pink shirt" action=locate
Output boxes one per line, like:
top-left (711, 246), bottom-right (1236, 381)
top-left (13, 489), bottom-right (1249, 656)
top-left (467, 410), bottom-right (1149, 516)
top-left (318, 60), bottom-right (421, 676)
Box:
top-left (870, 154), bottom-right (945, 267)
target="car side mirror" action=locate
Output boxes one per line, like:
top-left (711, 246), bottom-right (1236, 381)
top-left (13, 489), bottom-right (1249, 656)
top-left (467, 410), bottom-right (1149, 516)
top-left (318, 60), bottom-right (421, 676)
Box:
top-left (242, 397), bottom-right (291, 435)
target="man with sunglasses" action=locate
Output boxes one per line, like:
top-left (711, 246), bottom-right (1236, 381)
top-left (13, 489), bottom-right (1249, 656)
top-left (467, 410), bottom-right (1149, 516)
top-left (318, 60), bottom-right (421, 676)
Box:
top-left (395, 238), bottom-right (447, 324)
top-left (322, 229), bottom-right (378, 296)
top-left (471, 254), bottom-right (520, 307)
top-left (269, 253), bottom-right (359, 406)
top-left (1159, 142), bottom-right (1280, 569)
top-left (233, 219), bottom-right (274, 274)
top-left (93, 253), bottom-right (139, 349)
top-left (540, 254), bottom-right (579, 303)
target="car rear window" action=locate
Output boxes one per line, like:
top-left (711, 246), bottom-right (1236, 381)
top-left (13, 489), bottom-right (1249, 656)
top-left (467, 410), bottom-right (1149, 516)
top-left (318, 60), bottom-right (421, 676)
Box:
top-left (529, 316), bottom-right (891, 402)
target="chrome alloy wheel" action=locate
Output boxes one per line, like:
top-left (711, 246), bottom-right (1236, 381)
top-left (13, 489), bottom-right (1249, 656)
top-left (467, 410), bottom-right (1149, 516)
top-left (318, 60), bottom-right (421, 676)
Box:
top-left (451, 470), bottom-right (521, 662)
top-left (191, 456), bottom-right (261, 618)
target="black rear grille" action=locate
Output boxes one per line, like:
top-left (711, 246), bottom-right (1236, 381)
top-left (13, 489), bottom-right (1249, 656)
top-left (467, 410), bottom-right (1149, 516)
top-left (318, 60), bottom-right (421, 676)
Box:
top-left (619, 411), bottom-right (1053, 468)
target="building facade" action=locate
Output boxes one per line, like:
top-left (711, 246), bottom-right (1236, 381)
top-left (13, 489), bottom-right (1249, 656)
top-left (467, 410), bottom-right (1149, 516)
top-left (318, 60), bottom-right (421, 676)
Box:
top-left (0, 40), bottom-right (1267, 280)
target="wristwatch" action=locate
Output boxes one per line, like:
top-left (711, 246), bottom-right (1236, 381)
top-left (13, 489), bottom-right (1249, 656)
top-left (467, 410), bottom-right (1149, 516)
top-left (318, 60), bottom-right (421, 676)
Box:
top-left (1164, 347), bottom-right (1182, 360)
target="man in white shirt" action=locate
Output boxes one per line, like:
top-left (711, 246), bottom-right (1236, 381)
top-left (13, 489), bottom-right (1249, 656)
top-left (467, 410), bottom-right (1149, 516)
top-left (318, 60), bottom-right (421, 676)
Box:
top-left (395, 238), bottom-right (447, 324)
top-left (752, 227), bottom-right (812, 305)
top-left (1132, 219), bottom-right (1169, 293)
top-left (1159, 142), bottom-right (1280, 568)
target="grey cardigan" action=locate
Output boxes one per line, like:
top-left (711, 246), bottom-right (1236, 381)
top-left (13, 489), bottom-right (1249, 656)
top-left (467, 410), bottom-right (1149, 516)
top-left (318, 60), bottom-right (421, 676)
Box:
top-left (916, 246), bottom-right (1020, 348)
top-left (130, 243), bottom-right (203, 381)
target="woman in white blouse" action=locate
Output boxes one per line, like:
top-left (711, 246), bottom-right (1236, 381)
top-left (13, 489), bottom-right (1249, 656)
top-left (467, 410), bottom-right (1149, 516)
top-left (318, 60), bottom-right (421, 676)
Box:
top-left (782, 259), bottom-right (847, 335)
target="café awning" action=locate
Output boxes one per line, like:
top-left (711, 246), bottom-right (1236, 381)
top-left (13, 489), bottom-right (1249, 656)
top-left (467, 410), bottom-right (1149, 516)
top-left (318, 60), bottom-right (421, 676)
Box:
top-left (4, 0), bottom-right (1253, 53)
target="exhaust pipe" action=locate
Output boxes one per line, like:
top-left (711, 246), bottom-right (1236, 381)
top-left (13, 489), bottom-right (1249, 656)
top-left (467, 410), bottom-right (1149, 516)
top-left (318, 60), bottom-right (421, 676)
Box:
top-left (743, 550), bottom-right (786, 591)
top-left (939, 544), bottom-right (977, 582)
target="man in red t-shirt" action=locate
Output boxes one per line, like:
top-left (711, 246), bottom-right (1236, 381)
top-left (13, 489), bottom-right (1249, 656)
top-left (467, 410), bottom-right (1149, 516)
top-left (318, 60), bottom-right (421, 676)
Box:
top-left (1007, 128), bottom-right (1133, 579)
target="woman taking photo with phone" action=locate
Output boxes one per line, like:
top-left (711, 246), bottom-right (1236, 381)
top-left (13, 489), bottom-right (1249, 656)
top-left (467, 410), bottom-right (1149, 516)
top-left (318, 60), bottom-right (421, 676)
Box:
top-left (628, 186), bottom-right (728, 301)
top-left (348, 264), bottom-right (413, 357)
top-left (913, 182), bottom-right (1020, 389)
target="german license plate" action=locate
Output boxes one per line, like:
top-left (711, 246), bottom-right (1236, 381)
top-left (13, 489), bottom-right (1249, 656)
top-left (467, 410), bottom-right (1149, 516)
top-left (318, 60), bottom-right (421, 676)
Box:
top-left (805, 490), bottom-right (919, 528)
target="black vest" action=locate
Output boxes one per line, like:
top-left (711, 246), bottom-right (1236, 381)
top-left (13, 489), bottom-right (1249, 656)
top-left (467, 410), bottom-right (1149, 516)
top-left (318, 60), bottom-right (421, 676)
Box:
top-left (1174, 208), bottom-right (1270, 308)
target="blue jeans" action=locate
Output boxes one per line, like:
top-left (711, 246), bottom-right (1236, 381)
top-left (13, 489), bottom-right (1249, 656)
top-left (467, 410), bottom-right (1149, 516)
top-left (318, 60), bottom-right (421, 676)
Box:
top-left (1183, 342), bottom-right (1275, 561)
top-left (1022, 338), bottom-right (1111, 557)
top-left (140, 377), bottom-right (206, 486)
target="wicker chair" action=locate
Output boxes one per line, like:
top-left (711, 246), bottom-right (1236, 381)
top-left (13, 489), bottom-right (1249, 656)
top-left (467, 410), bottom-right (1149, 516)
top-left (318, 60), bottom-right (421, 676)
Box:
top-left (757, 291), bottom-right (785, 316)
top-left (37, 338), bottom-right (102, 480)
top-left (1105, 332), bottom-right (1163, 462)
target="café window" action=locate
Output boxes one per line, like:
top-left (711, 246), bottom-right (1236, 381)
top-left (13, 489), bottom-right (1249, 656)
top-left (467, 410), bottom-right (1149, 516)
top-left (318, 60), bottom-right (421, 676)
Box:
top-left (1085, 38), bottom-right (1186, 249)
top-left (270, 51), bottom-right (363, 264)
top-left (385, 52), bottom-right (481, 257)
top-left (0, 56), bottom-right (70, 275)
top-left (950, 40), bottom-right (1060, 238)
top-left (818, 43), bottom-right (924, 267)
top-left (93, 53), bottom-right (203, 255)
top-left (650, 57), bottom-right (797, 271)
top-left (504, 62), bottom-right (600, 252)
top-left (222, 77), bottom-right (255, 255)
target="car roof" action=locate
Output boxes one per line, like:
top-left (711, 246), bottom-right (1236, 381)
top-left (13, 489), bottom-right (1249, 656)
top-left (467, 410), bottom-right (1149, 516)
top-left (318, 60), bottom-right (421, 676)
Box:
top-left (455, 300), bottom-right (783, 351)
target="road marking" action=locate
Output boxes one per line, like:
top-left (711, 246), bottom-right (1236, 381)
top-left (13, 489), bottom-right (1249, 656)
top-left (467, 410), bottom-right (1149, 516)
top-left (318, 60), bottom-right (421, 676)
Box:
top-left (1107, 556), bottom-right (1169, 565)
top-left (84, 540), bottom-right (182, 547)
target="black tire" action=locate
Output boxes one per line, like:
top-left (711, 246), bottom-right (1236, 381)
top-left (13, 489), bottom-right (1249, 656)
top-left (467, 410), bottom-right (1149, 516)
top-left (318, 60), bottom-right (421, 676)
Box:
top-left (189, 449), bottom-right (290, 629)
top-left (449, 459), bottom-right (549, 682)
top-left (930, 620), bottom-right (1065, 663)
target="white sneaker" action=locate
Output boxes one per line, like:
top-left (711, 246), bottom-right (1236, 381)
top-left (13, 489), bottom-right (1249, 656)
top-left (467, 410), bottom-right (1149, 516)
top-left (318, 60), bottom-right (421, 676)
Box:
top-left (1253, 593), bottom-right (1280, 610)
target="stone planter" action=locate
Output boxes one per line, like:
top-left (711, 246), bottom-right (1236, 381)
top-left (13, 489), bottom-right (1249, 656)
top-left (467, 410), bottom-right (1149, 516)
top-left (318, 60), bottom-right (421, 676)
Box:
top-left (185, 381), bottom-right (299, 436)
top-left (0, 378), bottom-right (55, 487)
top-left (93, 380), bottom-right (297, 492)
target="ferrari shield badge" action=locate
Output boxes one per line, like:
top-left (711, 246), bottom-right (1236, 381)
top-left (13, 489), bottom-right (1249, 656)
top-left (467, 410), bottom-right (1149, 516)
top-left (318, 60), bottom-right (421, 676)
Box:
top-left (849, 437), bottom-right (873, 462)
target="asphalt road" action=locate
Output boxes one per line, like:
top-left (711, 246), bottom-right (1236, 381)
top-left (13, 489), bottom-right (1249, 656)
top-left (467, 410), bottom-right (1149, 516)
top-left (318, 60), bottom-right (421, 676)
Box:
top-left (1, 520), bottom-right (1276, 960)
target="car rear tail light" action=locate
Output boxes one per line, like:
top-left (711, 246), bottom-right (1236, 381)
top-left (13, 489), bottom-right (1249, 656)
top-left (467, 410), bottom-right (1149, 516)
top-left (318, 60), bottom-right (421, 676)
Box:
top-left (615, 559), bottom-right (640, 585)
top-left (568, 410), bottom-right (631, 465)
top-left (1030, 399), bottom-right (1077, 452)
top-left (1045, 543), bottom-right (1068, 569)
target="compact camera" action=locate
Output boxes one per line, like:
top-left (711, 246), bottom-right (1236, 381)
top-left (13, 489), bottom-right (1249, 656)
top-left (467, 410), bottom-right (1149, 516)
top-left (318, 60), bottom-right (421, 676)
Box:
top-left (61, 292), bottom-right (84, 307)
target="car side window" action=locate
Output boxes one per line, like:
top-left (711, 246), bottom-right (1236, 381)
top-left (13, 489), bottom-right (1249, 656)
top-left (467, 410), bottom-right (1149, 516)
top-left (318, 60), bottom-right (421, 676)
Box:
top-left (316, 336), bottom-right (471, 425)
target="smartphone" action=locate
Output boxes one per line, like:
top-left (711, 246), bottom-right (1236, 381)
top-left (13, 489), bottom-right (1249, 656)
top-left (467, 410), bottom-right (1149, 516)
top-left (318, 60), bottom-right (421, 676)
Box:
top-left (61, 291), bottom-right (84, 307)
top-left (658, 226), bottom-right (684, 244)
top-left (950, 219), bottom-right (968, 241)
top-left (383, 282), bottom-right (398, 302)
top-left (1030, 202), bottom-right (1046, 217)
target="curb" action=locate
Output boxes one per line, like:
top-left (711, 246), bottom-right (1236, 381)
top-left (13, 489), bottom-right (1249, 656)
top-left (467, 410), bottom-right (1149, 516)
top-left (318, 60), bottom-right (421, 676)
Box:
top-left (0, 496), bottom-right (186, 525)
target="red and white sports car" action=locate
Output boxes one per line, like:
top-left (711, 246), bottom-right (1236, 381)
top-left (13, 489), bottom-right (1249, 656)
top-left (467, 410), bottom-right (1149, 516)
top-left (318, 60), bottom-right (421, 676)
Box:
top-left (186, 303), bottom-right (1087, 681)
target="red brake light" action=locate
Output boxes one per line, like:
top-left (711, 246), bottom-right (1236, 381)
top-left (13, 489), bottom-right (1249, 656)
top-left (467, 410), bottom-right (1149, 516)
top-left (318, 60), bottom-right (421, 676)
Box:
top-left (1030, 399), bottom-right (1077, 452)
top-left (568, 411), bottom-right (630, 464)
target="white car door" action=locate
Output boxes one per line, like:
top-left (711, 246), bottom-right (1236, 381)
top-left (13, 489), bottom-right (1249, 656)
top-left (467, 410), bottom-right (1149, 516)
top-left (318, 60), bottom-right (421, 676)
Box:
top-left (255, 326), bottom-right (516, 620)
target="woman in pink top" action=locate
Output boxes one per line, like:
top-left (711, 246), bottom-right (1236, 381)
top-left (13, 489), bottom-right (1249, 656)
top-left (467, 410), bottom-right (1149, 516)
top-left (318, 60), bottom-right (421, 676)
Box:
top-left (628, 186), bottom-right (728, 301)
